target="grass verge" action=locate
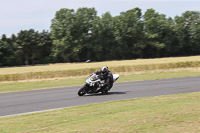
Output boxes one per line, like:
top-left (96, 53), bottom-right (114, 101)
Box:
top-left (1, 69), bottom-right (200, 93)
top-left (0, 92), bottom-right (200, 133)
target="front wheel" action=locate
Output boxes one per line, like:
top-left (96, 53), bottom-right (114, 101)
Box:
top-left (78, 86), bottom-right (87, 96)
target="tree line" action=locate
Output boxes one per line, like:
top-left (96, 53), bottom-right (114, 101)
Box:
top-left (1, 7), bottom-right (200, 66)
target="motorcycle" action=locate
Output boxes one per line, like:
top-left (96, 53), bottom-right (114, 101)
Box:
top-left (78, 73), bottom-right (119, 96)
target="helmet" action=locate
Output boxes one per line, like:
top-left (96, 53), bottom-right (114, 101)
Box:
top-left (101, 66), bottom-right (108, 74)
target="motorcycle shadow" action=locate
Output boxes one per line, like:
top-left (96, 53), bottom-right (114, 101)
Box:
top-left (86, 91), bottom-right (128, 96)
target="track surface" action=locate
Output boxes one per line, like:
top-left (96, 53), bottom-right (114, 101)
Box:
top-left (1, 76), bottom-right (200, 117)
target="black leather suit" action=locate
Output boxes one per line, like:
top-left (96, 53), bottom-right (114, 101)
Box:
top-left (94, 70), bottom-right (113, 91)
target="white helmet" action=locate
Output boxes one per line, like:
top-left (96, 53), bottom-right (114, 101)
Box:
top-left (101, 66), bottom-right (108, 74)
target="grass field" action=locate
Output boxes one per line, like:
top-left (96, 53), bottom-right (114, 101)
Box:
top-left (1, 55), bottom-right (200, 75)
top-left (0, 92), bottom-right (200, 133)
top-left (1, 69), bottom-right (200, 93)
top-left (1, 55), bottom-right (200, 82)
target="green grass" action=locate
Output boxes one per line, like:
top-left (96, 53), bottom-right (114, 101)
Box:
top-left (0, 78), bottom-right (84, 93)
top-left (1, 92), bottom-right (200, 133)
top-left (1, 70), bottom-right (200, 93)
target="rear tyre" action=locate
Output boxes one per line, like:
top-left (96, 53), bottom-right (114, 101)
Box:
top-left (78, 86), bottom-right (86, 96)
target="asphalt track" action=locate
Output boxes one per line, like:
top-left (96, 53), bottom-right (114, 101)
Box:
top-left (1, 76), bottom-right (200, 117)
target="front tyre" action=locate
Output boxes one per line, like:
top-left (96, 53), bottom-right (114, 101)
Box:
top-left (78, 86), bottom-right (87, 96)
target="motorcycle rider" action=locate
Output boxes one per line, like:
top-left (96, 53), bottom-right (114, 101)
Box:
top-left (94, 66), bottom-right (113, 92)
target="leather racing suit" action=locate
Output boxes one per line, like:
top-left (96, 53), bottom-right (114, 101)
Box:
top-left (94, 69), bottom-right (113, 91)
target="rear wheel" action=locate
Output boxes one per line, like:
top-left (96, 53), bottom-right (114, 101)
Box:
top-left (78, 86), bottom-right (87, 96)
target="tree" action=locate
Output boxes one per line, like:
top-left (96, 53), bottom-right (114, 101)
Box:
top-left (0, 34), bottom-right (19, 66)
top-left (16, 29), bottom-right (40, 65)
top-left (161, 17), bottom-right (180, 57)
top-left (0, 39), bottom-right (9, 66)
top-left (113, 7), bottom-right (144, 59)
top-left (175, 11), bottom-right (200, 56)
top-left (51, 8), bottom-right (75, 62)
top-left (1, 7), bottom-right (200, 67)
top-left (38, 30), bottom-right (52, 64)
top-left (51, 8), bottom-right (97, 62)
top-left (90, 12), bottom-right (117, 61)
top-left (73, 7), bottom-right (97, 61)
top-left (143, 9), bottom-right (167, 58)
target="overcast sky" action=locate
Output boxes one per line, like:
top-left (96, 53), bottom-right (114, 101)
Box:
top-left (1, 0), bottom-right (200, 36)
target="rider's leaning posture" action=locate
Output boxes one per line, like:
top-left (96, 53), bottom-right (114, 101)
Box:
top-left (94, 66), bottom-right (113, 92)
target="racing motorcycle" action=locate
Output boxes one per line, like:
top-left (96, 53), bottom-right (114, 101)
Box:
top-left (78, 73), bottom-right (119, 96)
